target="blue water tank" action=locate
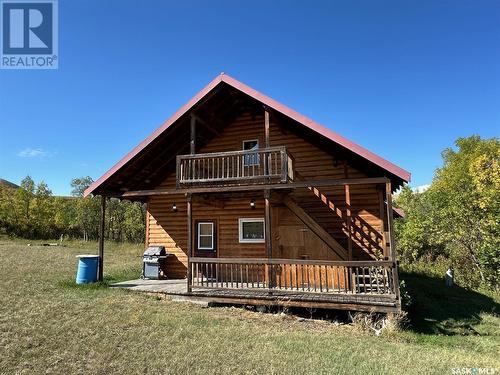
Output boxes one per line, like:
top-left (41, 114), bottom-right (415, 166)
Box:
top-left (76, 255), bottom-right (99, 284)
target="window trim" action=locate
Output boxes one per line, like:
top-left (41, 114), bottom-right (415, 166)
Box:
top-left (242, 139), bottom-right (260, 166)
top-left (197, 221), bottom-right (215, 250)
top-left (238, 218), bottom-right (265, 243)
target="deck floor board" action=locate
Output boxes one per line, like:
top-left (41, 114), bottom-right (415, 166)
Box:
top-left (112, 278), bottom-right (399, 312)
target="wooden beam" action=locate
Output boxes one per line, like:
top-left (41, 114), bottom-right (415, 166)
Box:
top-left (190, 114), bottom-right (196, 155)
top-left (144, 201), bottom-right (150, 249)
top-left (264, 109), bottom-right (271, 179)
top-left (345, 184), bottom-right (353, 261)
top-left (193, 194), bottom-right (226, 209)
top-left (191, 113), bottom-right (220, 135)
top-left (190, 113), bottom-right (206, 126)
top-left (187, 193), bottom-right (193, 293)
top-left (385, 182), bottom-right (395, 261)
top-left (264, 108), bottom-right (270, 148)
top-left (107, 121), bottom-right (189, 190)
top-left (190, 257), bottom-right (393, 267)
top-left (343, 162), bottom-right (353, 262)
top-left (378, 188), bottom-right (388, 258)
top-left (264, 189), bottom-right (272, 289)
top-left (98, 196), bottom-right (106, 282)
top-left (385, 181), bottom-right (401, 306)
top-left (121, 177), bottom-right (390, 198)
top-left (282, 195), bottom-right (348, 260)
top-left (129, 140), bottom-right (190, 190)
top-left (129, 129), bottom-right (190, 175)
top-left (179, 295), bottom-right (399, 313)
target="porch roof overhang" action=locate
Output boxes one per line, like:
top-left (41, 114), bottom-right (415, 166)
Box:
top-left (84, 73), bottom-right (411, 198)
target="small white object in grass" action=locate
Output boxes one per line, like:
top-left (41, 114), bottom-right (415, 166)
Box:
top-left (445, 267), bottom-right (454, 287)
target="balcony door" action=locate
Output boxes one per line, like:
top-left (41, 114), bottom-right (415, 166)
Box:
top-left (242, 139), bottom-right (260, 167)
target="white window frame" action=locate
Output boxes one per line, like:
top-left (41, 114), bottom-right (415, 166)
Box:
top-left (238, 218), bottom-right (265, 243)
top-left (242, 139), bottom-right (260, 166)
top-left (197, 222), bottom-right (214, 250)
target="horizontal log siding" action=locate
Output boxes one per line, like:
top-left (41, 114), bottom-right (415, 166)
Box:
top-left (269, 116), bottom-right (385, 259)
top-left (147, 113), bottom-right (386, 277)
top-left (148, 179), bottom-right (266, 279)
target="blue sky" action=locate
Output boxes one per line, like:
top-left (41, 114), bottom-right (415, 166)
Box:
top-left (1, 0), bottom-right (499, 195)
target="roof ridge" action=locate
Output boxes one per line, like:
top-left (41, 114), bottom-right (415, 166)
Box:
top-left (84, 74), bottom-right (410, 197)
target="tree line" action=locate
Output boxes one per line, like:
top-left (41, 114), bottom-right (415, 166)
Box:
top-left (395, 136), bottom-right (499, 289)
top-left (0, 135), bottom-right (497, 289)
top-left (0, 176), bottom-right (146, 243)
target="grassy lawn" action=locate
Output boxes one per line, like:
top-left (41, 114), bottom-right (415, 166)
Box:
top-left (0, 239), bottom-right (498, 374)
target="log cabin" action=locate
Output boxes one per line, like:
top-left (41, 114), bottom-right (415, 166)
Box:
top-left (84, 73), bottom-right (410, 313)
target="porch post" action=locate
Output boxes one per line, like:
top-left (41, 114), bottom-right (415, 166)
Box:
top-left (187, 193), bottom-right (193, 293)
top-left (264, 108), bottom-right (270, 179)
top-left (190, 114), bottom-right (196, 155)
top-left (264, 189), bottom-right (272, 291)
top-left (264, 108), bottom-right (270, 148)
top-left (385, 182), bottom-right (396, 261)
top-left (344, 184), bottom-right (353, 261)
top-left (343, 162), bottom-right (353, 261)
top-left (187, 114), bottom-right (195, 293)
top-left (378, 187), bottom-right (388, 259)
top-left (385, 181), bottom-right (401, 303)
top-left (98, 195), bottom-right (106, 282)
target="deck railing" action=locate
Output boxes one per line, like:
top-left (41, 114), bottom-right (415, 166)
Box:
top-left (176, 146), bottom-right (293, 186)
top-left (189, 257), bottom-right (397, 296)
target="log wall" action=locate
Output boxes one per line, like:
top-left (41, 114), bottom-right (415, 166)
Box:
top-left (147, 112), bottom-right (387, 278)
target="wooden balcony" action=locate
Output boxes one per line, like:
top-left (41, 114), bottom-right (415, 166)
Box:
top-left (176, 146), bottom-right (293, 187)
top-left (188, 257), bottom-right (400, 312)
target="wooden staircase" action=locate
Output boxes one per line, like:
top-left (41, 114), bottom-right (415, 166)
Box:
top-left (286, 176), bottom-right (385, 260)
top-left (280, 194), bottom-right (349, 260)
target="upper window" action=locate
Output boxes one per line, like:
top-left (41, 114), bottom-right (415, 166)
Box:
top-left (242, 139), bottom-right (260, 166)
top-left (197, 222), bottom-right (214, 250)
top-left (239, 218), bottom-right (265, 243)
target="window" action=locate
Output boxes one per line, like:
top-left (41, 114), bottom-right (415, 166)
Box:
top-left (242, 139), bottom-right (260, 166)
top-left (239, 218), bottom-right (265, 243)
top-left (197, 222), bottom-right (214, 250)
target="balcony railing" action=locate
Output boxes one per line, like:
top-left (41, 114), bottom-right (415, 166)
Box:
top-left (189, 257), bottom-right (397, 296)
top-left (176, 146), bottom-right (293, 187)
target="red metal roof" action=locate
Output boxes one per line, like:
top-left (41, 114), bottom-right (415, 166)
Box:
top-left (392, 207), bottom-right (406, 218)
top-left (84, 73), bottom-right (410, 197)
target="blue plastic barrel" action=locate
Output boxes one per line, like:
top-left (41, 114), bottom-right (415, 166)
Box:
top-left (76, 255), bottom-right (99, 284)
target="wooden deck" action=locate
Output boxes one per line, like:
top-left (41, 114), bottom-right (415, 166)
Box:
top-left (111, 278), bottom-right (400, 313)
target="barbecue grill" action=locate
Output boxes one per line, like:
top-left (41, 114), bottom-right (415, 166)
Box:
top-left (142, 246), bottom-right (170, 279)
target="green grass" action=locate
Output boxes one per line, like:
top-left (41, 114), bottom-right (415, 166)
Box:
top-left (0, 239), bottom-right (498, 374)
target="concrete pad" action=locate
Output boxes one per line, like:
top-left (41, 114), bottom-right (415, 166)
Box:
top-left (111, 278), bottom-right (188, 294)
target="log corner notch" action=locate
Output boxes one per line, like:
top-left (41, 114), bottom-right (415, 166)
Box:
top-left (98, 195), bottom-right (106, 282)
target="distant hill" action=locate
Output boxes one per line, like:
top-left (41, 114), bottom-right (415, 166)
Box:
top-left (0, 179), bottom-right (19, 190)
